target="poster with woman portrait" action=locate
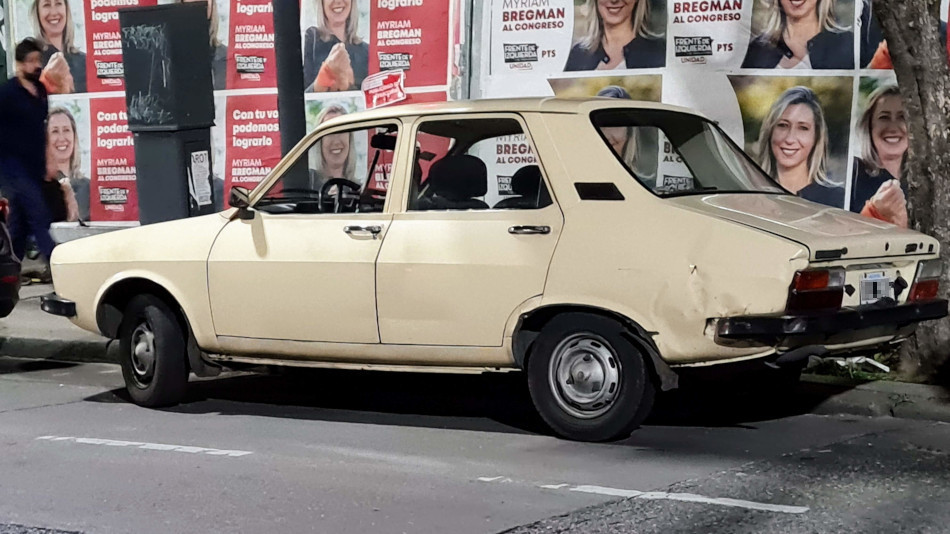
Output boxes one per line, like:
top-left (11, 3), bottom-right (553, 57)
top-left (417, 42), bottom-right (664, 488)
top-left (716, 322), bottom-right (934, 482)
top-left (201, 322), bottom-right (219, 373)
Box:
top-left (47, 95), bottom-right (92, 221)
top-left (859, 0), bottom-right (950, 70)
top-left (11, 0), bottom-right (89, 93)
top-left (728, 75), bottom-right (853, 208)
top-left (742, 0), bottom-right (855, 70)
top-left (565, 0), bottom-right (668, 71)
top-left (848, 74), bottom-right (909, 227)
top-left (303, 96), bottom-right (368, 190)
top-left (301, 0), bottom-right (371, 94)
top-left (228, 0), bottom-right (275, 89)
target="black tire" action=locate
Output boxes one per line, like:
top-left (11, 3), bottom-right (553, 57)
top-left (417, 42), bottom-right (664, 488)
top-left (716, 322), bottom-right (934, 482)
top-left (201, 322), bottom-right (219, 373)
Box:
top-left (526, 313), bottom-right (657, 442)
top-left (118, 294), bottom-right (188, 407)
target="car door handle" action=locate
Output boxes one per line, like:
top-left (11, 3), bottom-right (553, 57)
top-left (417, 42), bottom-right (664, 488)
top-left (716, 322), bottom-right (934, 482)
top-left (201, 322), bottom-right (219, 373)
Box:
top-left (509, 225), bottom-right (551, 235)
top-left (344, 225), bottom-right (383, 238)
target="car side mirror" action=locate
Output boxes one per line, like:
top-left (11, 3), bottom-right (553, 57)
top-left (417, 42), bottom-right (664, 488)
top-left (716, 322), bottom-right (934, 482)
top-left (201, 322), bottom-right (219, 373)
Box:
top-left (229, 187), bottom-right (255, 220)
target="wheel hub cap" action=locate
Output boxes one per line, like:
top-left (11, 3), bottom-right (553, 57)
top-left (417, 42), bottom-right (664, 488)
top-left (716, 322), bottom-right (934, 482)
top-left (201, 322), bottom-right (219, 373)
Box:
top-left (130, 324), bottom-right (156, 382)
top-left (549, 334), bottom-right (621, 419)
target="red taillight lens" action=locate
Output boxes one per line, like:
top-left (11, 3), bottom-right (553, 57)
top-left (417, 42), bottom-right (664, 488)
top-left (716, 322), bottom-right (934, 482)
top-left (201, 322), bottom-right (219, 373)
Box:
top-left (787, 268), bottom-right (845, 313)
top-left (0, 275), bottom-right (17, 285)
top-left (909, 260), bottom-right (943, 303)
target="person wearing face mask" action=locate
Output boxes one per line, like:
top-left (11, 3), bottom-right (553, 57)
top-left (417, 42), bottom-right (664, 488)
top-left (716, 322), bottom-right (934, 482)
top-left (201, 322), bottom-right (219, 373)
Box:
top-left (754, 86), bottom-right (844, 207)
top-left (850, 84), bottom-right (909, 228)
top-left (565, 0), bottom-right (665, 71)
top-left (31, 0), bottom-right (86, 93)
top-left (0, 38), bottom-right (57, 280)
top-left (174, 0), bottom-right (227, 90)
top-left (742, 0), bottom-right (853, 70)
top-left (303, 0), bottom-right (369, 92)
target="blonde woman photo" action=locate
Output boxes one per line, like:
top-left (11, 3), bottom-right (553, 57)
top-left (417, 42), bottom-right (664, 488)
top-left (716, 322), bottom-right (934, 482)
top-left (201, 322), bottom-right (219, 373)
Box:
top-left (46, 106), bottom-right (88, 221)
top-left (303, 0), bottom-right (368, 92)
top-left (30, 0), bottom-right (86, 92)
top-left (850, 83), bottom-right (909, 227)
top-left (755, 86), bottom-right (844, 207)
top-left (742, 0), bottom-right (853, 69)
top-left (564, 0), bottom-right (665, 71)
top-left (307, 104), bottom-right (357, 190)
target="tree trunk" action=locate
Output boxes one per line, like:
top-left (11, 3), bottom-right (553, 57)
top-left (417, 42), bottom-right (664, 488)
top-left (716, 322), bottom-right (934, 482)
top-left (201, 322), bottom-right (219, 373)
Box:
top-left (872, 0), bottom-right (950, 381)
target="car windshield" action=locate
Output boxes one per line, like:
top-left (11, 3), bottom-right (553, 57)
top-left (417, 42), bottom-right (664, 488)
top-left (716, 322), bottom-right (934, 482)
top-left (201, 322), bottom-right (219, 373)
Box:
top-left (591, 108), bottom-right (786, 198)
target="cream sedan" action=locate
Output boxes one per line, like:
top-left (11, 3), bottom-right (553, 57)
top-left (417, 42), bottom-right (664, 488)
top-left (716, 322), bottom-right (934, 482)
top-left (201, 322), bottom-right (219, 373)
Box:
top-left (42, 98), bottom-right (948, 442)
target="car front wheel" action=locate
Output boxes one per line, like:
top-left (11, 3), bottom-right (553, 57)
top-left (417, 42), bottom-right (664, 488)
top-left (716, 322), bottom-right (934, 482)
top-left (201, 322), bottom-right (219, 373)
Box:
top-left (118, 294), bottom-right (188, 407)
top-left (527, 313), bottom-right (656, 442)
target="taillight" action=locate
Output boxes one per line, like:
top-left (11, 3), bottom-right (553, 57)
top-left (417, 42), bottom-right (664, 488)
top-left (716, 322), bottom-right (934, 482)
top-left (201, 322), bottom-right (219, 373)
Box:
top-left (786, 268), bottom-right (845, 313)
top-left (909, 260), bottom-right (943, 302)
top-left (0, 199), bottom-right (8, 221)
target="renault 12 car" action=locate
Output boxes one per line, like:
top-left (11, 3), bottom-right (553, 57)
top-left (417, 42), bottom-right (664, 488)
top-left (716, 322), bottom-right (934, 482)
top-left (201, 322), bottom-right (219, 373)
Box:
top-left (41, 98), bottom-right (948, 442)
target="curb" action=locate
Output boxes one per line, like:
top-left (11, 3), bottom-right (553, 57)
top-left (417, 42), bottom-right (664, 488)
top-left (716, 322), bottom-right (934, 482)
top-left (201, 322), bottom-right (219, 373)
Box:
top-left (2, 335), bottom-right (949, 424)
top-left (0, 336), bottom-right (116, 364)
top-left (799, 373), bottom-right (950, 424)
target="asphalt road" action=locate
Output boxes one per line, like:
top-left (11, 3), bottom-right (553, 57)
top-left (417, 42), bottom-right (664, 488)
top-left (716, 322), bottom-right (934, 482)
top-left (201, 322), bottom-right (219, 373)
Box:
top-left (1, 356), bottom-right (948, 534)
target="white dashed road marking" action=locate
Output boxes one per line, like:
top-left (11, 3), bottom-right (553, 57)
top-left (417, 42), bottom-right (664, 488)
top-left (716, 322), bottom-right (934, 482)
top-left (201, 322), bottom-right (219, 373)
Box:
top-left (36, 436), bottom-right (253, 457)
top-left (478, 477), bottom-right (809, 515)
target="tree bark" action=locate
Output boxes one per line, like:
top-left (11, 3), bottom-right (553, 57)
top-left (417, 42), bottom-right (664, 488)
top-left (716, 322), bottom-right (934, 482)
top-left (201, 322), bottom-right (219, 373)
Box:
top-left (872, 0), bottom-right (950, 380)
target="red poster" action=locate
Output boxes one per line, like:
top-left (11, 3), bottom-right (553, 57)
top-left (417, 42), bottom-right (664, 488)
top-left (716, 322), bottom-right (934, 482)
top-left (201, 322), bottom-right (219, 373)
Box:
top-left (224, 94), bottom-right (282, 199)
top-left (90, 97), bottom-right (139, 221)
top-left (86, 0), bottom-right (157, 93)
top-left (229, 0), bottom-right (277, 89)
top-left (370, 0), bottom-right (450, 88)
top-left (362, 70), bottom-right (407, 109)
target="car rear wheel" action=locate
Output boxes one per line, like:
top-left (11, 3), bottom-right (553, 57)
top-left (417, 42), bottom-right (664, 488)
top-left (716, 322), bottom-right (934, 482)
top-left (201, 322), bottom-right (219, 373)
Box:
top-left (118, 294), bottom-right (188, 407)
top-left (527, 313), bottom-right (656, 442)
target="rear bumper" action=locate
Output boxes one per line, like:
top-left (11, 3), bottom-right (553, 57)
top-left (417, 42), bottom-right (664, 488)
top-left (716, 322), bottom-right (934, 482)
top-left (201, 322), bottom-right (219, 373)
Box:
top-left (716, 299), bottom-right (949, 342)
top-left (40, 292), bottom-right (76, 318)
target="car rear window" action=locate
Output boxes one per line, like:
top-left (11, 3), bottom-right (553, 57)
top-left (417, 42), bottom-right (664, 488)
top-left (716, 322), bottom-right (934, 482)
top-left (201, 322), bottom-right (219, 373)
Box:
top-left (590, 108), bottom-right (785, 198)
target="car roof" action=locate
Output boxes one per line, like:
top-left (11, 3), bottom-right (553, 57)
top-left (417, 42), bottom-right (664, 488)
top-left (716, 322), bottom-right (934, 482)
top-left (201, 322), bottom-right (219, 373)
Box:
top-left (317, 97), bottom-right (710, 129)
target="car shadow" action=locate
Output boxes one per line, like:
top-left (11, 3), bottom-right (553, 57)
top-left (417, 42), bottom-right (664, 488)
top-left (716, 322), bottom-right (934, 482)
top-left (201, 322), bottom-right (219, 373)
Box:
top-left (83, 364), bottom-right (863, 438)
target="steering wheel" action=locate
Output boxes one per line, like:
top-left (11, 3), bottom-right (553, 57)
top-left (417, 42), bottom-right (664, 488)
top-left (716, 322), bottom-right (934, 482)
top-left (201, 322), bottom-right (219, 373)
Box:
top-left (320, 178), bottom-right (362, 213)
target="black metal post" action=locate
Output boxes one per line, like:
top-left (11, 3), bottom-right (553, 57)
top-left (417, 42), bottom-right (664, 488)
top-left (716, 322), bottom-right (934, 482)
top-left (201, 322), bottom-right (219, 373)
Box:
top-left (273, 0), bottom-right (307, 157)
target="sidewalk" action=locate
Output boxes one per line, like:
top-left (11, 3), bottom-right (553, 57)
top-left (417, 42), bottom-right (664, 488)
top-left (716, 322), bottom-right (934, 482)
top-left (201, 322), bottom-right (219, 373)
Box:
top-left (2, 283), bottom-right (949, 425)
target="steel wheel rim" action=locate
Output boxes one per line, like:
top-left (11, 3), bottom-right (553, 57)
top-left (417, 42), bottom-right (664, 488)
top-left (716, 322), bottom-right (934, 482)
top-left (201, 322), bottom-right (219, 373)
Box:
top-left (130, 322), bottom-right (156, 387)
top-left (548, 333), bottom-right (621, 419)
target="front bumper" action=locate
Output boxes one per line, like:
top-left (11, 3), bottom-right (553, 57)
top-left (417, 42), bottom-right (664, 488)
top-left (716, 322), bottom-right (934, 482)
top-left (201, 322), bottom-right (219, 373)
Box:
top-left (40, 292), bottom-right (76, 318)
top-left (716, 299), bottom-right (949, 342)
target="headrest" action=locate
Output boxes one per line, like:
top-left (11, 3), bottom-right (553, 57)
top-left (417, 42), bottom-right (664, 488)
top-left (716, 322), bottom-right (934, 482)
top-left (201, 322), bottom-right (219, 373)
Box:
top-left (511, 165), bottom-right (542, 196)
top-left (427, 155), bottom-right (487, 199)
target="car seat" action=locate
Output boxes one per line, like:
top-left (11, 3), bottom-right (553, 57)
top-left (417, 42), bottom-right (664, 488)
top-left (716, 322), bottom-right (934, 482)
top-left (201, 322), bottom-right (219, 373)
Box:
top-left (416, 154), bottom-right (489, 210)
top-left (493, 165), bottom-right (552, 209)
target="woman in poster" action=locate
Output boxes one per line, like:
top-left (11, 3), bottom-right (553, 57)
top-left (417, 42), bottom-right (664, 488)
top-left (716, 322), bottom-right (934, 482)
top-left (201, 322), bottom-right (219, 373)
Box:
top-left (851, 84), bottom-right (908, 227)
top-left (742, 0), bottom-right (853, 70)
top-left (308, 105), bottom-right (357, 189)
top-left (46, 107), bottom-right (89, 221)
top-left (175, 0), bottom-right (227, 90)
top-left (303, 0), bottom-right (368, 92)
top-left (30, 0), bottom-right (86, 92)
top-left (564, 0), bottom-right (665, 71)
top-left (754, 86), bottom-right (844, 207)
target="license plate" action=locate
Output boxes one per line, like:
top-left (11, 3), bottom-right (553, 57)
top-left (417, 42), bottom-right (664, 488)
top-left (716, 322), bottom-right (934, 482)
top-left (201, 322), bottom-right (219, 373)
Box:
top-left (860, 272), bottom-right (891, 305)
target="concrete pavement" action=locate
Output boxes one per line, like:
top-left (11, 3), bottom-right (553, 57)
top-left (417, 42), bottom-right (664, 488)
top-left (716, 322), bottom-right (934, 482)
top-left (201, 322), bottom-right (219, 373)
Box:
top-left (2, 356), bottom-right (949, 534)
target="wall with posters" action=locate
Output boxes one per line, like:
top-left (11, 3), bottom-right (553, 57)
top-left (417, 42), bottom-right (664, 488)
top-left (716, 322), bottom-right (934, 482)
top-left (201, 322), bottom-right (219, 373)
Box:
top-left (5, 0), bottom-right (463, 222)
top-left (475, 0), bottom-right (950, 227)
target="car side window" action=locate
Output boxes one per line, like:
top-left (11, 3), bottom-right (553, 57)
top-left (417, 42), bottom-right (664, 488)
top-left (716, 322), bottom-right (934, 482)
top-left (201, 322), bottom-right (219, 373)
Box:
top-left (407, 117), bottom-right (552, 211)
top-left (256, 122), bottom-right (398, 215)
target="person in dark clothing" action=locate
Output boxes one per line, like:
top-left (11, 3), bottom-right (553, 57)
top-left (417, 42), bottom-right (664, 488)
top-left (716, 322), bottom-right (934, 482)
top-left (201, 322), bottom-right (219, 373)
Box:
top-left (303, 0), bottom-right (369, 92)
top-left (0, 38), bottom-right (57, 270)
top-left (564, 0), bottom-right (665, 71)
top-left (741, 0), bottom-right (853, 70)
top-left (31, 0), bottom-right (86, 92)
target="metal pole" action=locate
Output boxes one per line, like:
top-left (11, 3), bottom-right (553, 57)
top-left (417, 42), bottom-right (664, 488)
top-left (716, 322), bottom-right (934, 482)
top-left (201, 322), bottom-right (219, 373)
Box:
top-left (272, 0), bottom-right (307, 157)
